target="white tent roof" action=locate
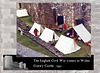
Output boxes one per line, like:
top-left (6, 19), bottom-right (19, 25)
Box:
top-left (39, 28), bottom-right (59, 43)
top-left (17, 9), bottom-right (29, 17)
top-left (73, 24), bottom-right (91, 43)
top-left (55, 35), bottom-right (81, 54)
top-left (29, 23), bottom-right (44, 36)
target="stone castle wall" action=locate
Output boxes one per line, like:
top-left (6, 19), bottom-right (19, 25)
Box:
top-left (17, 3), bottom-right (91, 32)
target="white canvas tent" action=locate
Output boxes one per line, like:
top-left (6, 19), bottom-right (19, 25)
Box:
top-left (55, 35), bottom-right (81, 54)
top-left (17, 9), bottom-right (29, 17)
top-left (73, 24), bottom-right (91, 43)
top-left (39, 28), bottom-right (59, 43)
top-left (29, 23), bottom-right (44, 36)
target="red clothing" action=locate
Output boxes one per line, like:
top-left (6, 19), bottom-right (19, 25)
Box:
top-left (63, 24), bottom-right (66, 30)
top-left (76, 35), bottom-right (78, 38)
top-left (49, 41), bottom-right (52, 43)
top-left (34, 28), bottom-right (38, 36)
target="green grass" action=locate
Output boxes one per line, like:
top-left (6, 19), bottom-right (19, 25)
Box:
top-left (53, 29), bottom-right (67, 37)
top-left (17, 31), bottom-right (55, 57)
top-left (17, 16), bottom-right (33, 27)
top-left (20, 25), bottom-right (26, 29)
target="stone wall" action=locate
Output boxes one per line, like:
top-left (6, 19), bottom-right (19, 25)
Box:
top-left (17, 3), bottom-right (91, 32)
top-left (19, 3), bottom-right (56, 28)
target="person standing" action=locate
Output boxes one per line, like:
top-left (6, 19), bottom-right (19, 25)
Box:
top-left (33, 28), bottom-right (38, 36)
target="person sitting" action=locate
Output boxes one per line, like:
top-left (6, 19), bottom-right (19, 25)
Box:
top-left (18, 27), bottom-right (21, 32)
top-left (26, 25), bottom-right (29, 31)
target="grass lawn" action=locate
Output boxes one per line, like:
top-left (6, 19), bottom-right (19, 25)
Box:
top-left (17, 16), bottom-right (33, 27)
top-left (17, 16), bottom-right (91, 57)
top-left (54, 29), bottom-right (67, 37)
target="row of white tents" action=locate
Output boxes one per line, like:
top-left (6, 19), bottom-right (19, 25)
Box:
top-left (29, 22), bottom-right (91, 54)
top-left (17, 9), bottom-right (91, 54)
top-left (29, 23), bottom-right (59, 42)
